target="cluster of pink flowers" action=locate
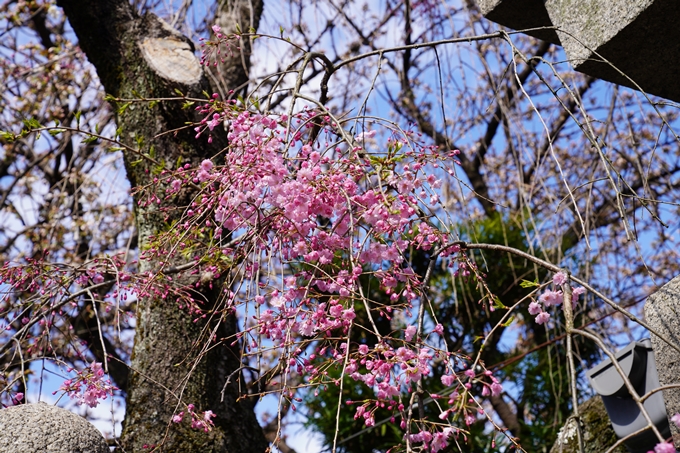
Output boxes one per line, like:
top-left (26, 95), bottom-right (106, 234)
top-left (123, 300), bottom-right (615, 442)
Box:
top-left (199, 25), bottom-right (240, 68)
top-left (652, 442), bottom-right (676, 453)
top-left (190, 92), bottom-right (233, 144)
top-left (56, 362), bottom-right (116, 408)
top-left (649, 413), bottom-right (680, 452)
top-left (529, 271), bottom-right (586, 324)
top-left (171, 404), bottom-right (216, 432)
top-left (0, 89), bottom-right (506, 442)
top-left (0, 254), bottom-right (137, 366)
top-left (132, 99), bottom-right (512, 445)
top-left (7, 392), bottom-right (24, 406)
top-left (3, 93), bottom-right (602, 446)
top-left (647, 414), bottom-right (680, 453)
top-left (407, 427), bottom-right (457, 452)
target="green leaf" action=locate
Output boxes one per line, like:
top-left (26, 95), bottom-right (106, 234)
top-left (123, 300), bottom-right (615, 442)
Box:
top-left (0, 131), bottom-right (15, 141)
top-left (48, 129), bottom-right (66, 136)
top-left (520, 279), bottom-right (540, 288)
top-left (492, 297), bottom-right (507, 310)
top-left (173, 88), bottom-right (184, 97)
top-left (117, 102), bottom-right (131, 115)
top-left (82, 135), bottom-right (98, 144)
top-left (501, 316), bottom-right (515, 327)
top-left (22, 118), bottom-right (41, 130)
top-left (152, 161), bottom-right (165, 175)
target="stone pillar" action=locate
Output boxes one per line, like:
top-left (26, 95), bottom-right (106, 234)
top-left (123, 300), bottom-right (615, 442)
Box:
top-left (475, 0), bottom-right (561, 44)
top-left (644, 275), bottom-right (680, 446)
top-left (474, 0), bottom-right (680, 103)
top-left (0, 402), bottom-right (109, 452)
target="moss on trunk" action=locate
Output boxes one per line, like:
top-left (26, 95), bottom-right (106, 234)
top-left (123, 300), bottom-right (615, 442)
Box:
top-left (550, 397), bottom-right (626, 453)
top-left (56, 1), bottom-right (267, 451)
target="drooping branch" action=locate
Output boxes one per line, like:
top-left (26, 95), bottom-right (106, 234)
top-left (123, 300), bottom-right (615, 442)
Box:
top-left (396, 35), bottom-right (550, 216)
top-left (69, 299), bottom-right (130, 393)
top-left (445, 241), bottom-right (680, 355)
top-left (521, 76), bottom-right (596, 188)
top-left (489, 393), bottom-right (521, 435)
top-left (209, 0), bottom-right (264, 96)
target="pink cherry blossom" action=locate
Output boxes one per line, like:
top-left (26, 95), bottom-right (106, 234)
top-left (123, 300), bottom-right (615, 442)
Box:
top-left (572, 286), bottom-right (586, 302)
top-left (200, 159), bottom-right (213, 172)
top-left (653, 442), bottom-right (676, 453)
top-left (404, 325), bottom-right (417, 341)
top-left (56, 361), bottom-right (115, 408)
top-left (540, 290), bottom-right (563, 307)
top-left (170, 179), bottom-right (181, 192)
top-left (270, 295), bottom-right (285, 308)
top-left (672, 413), bottom-right (680, 428)
top-left (528, 301), bottom-right (542, 315)
top-left (553, 271), bottom-right (568, 286)
top-left (535, 312), bottom-right (550, 325)
top-left (431, 431), bottom-right (449, 452)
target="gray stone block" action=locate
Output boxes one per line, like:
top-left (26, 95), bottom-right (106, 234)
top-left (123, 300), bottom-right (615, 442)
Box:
top-left (644, 275), bottom-right (680, 447)
top-left (475, 0), bottom-right (680, 102)
top-left (475, 0), bottom-right (561, 44)
top-left (545, 0), bottom-right (680, 102)
top-left (0, 402), bottom-right (109, 453)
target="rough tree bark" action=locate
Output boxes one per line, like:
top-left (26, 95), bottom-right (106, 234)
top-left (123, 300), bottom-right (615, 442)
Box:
top-left (55, 1), bottom-right (267, 451)
top-left (549, 397), bottom-right (625, 453)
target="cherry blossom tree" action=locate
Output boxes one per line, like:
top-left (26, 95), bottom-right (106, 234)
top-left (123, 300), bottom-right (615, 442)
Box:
top-left (2, 1), bottom-right (680, 452)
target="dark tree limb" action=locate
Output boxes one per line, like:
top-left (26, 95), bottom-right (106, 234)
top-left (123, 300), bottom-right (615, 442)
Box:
top-left (489, 393), bottom-right (521, 435)
top-left (69, 298), bottom-right (130, 393)
top-left (263, 414), bottom-right (299, 453)
top-left (522, 76), bottom-right (596, 187)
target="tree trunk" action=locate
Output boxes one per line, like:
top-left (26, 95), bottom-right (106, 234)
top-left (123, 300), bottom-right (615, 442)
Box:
top-left (550, 397), bottom-right (625, 453)
top-left (55, 1), bottom-right (267, 451)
